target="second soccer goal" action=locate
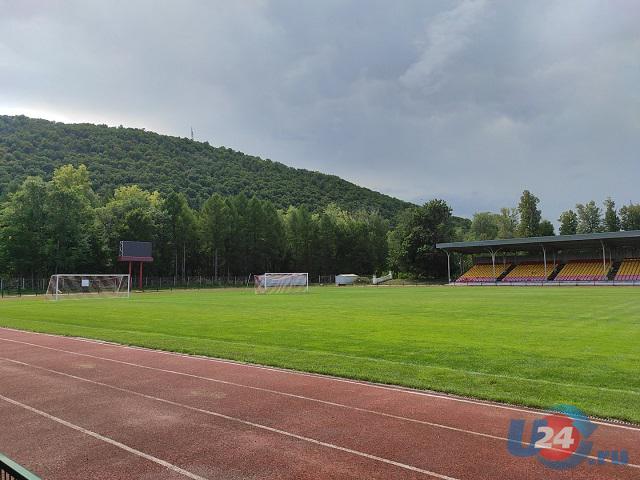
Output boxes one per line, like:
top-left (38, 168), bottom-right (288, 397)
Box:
top-left (254, 273), bottom-right (309, 294)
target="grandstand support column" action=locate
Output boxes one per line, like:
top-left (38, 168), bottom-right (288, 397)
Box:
top-left (542, 246), bottom-right (548, 280)
top-left (600, 241), bottom-right (607, 277)
top-left (487, 248), bottom-right (499, 279)
top-left (445, 250), bottom-right (451, 284)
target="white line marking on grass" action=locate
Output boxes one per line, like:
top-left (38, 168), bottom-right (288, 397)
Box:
top-left (0, 394), bottom-right (209, 480)
top-left (2, 357), bottom-right (639, 471)
top-left (0, 360), bottom-right (460, 480)
top-left (1, 328), bottom-right (639, 433)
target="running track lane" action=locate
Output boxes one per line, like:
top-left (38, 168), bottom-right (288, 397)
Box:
top-left (0, 328), bottom-right (638, 479)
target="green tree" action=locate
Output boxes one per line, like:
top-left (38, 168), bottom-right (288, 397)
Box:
top-left (558, 210), bottom-right (578, 235)
top-left (517, 190), bottom-right (541, 237)
top-left (387, 199), bottom-right (454, 278)
top-left (246, 197), bottom-right (286, 274)
top-left (576, 201), bottom-right (603, 234)
top-left (315, 209), bottom-right (338, 275)
top-left (364, 211), bottom-right (389, 274)
top-left (495, 208), bottom-right (518, 239)
top-left (164, 191), bottom-right (197, 280)
top-left (46, 164), bottom-right (101, 273)
top-left (259, 200), bottom-right (287, 273)
top-left (620, 203), bottom-right (640, 231)
top-left (0, 176), bottom-right (49, 276)
top-left (199, 194), bottom-right (230, 280)
top-left (538, 219), bottom-right (555, 236)
top-left (284, 205), bottom-right (316, 274)
top-left (468, 212), bottom-right (499, 240)
top-left (603, 198), bottom-right (621, 232)
top-left (225, 195), bottom-right (250, 276)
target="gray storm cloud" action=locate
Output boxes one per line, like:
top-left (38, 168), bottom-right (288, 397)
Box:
top-left (1, 0), bottom-right (638, 222)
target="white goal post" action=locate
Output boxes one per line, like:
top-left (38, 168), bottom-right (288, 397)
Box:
top-left (46, 274), bottom-right (131, 300)
top-left (254, 273), bottom-right (309, 294)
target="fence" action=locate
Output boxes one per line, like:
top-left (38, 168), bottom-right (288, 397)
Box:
top-left (141, 275), bottom-right (341, 290)
top-left (0, 274), bottom-right (343, 297)
top-left (0, 453), bottom-right (41, 480)
top-left (141, 276), bottom-right (254, 291)
top-left (0, 273), bottom-right (392, 297)
top-left (0, 278), bottom-right (49, 297)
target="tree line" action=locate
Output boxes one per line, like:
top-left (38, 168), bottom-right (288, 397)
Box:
top-left (0, 165), bottom-right (388, 280)
top-left (465, 190), bottom-right (640, 241)
top-left (2, 165), bottom-right (639, 282)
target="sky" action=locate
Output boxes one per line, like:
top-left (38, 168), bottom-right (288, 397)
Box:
top-left (1, 0), bottom-right (639, 222)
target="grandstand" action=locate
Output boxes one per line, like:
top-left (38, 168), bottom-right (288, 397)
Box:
top-left (616, 258), bottom-right (640, 282)
top-left (437, 230), bottom-right (640, 285)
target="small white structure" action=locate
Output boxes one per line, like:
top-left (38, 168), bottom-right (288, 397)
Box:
top-left (335, 274), bottom-right (359, 286)
top-left (373, 271), bottom-right (393, 285)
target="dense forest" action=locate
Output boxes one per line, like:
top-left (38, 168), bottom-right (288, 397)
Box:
top-left (0, 115), bottom-right (410, 219)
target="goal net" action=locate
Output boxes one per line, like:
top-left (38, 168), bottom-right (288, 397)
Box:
top-left (254, 273), bottom-right (309, 294)
top-left (46, 274), bottom-right (130, 300)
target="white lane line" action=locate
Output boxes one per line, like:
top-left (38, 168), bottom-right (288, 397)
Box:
top-left (2, 328), bottom-right (639, 433)
top-left (0, 394), bottom-right (208, 480)
top-left (3, 357), bottom-right (639, 471)
top-left (0, 360), bottom-right (459, 480)
top-left (0, 338), bottom-right (562, 447)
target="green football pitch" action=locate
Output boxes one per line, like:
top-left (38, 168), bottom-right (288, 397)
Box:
top-left (0, 286), bottom-right (638, 423)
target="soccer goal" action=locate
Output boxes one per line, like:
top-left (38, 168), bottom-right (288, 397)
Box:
top-left (254, 273), bottom-right (309, 294)
top-left (45, 274), bottom-right (130, 300)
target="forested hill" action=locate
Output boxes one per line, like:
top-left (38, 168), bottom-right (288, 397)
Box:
top-left (0, 115), bottom-right (411, 218)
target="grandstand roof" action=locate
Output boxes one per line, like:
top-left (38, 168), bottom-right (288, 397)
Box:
top-left (436, 230), bottom-right (640, 254)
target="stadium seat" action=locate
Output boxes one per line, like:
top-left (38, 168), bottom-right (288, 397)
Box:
top-left (615, 258), bottom-right (640, 281)
top-left (457, 263), bottom-right (511, 283)
top-left (555, 260), bottom-right (610, 282)
top-left (502, 262), bottom-right (555, 282)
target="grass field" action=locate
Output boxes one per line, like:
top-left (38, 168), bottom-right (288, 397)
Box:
top-left (0, 286), bottom-right (638, 423)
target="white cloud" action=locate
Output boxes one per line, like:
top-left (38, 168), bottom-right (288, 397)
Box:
top-left (400, 0), bottom-right (487, 90)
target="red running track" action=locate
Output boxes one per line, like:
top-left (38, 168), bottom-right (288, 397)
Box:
top-left (0, 327), bottom-right (638, 479)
